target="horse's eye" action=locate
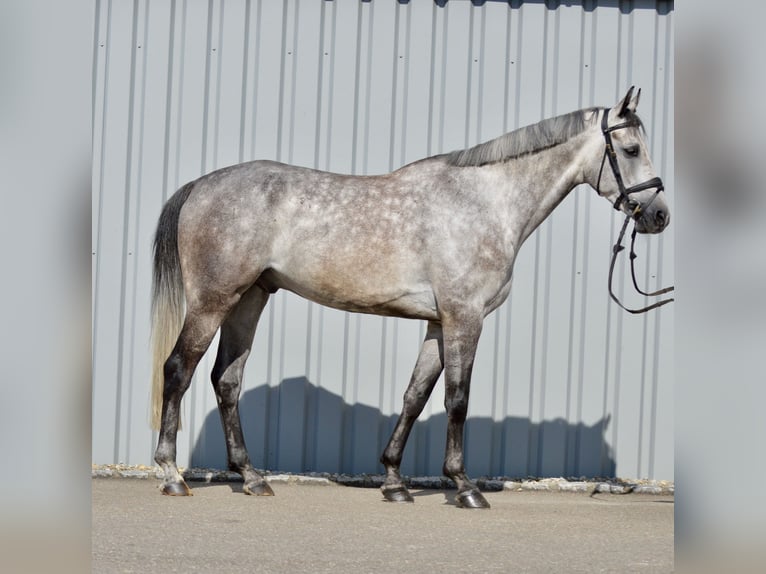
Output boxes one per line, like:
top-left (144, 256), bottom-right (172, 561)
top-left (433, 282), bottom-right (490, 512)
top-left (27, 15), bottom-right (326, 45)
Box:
top-left (623, 145), bottom-right (639, 157)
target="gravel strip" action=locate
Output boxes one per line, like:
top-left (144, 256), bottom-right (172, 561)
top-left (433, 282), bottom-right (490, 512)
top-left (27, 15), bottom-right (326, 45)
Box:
top-left (91, 464), bottom-right (674, 495)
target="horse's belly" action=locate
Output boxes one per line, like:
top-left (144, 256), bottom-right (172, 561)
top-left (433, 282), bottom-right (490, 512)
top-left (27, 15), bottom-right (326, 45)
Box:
top-left (324, 290), bottom-right (439, 320)
top-left (257, 268), bottom-right (439, 321)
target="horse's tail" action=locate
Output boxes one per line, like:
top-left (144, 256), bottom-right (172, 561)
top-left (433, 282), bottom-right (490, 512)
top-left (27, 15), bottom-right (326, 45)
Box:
top-left (150, 183), bottom-right (194, 430)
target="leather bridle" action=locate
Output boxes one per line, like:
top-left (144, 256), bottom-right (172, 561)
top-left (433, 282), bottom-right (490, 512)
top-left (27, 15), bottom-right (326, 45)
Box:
top-left (597, 108), bottom-right (674, 314)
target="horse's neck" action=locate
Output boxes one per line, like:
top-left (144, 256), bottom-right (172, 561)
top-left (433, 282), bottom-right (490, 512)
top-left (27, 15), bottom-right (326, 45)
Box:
top-left (476, 146), bottom-right (582, 244)
top-left (500, 140), bottom-right (587, 243)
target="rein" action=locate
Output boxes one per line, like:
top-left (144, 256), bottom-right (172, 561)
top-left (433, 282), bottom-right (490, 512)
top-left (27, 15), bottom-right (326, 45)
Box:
top-left (608, 213), bottom-right (674, 314)
top-left (598, 109), bottom-right (674, 314)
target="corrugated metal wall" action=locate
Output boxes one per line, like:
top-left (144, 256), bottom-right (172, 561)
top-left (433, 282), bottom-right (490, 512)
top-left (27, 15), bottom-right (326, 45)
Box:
top-left (92, 0), bottom-right (674, 480)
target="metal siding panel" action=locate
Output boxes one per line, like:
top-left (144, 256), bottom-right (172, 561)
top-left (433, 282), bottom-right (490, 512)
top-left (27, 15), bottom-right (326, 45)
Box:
top-left (288, 1), bottom-right (324, 168)
top-left (311, 308), bottom-right (348, 471)
top-left (249, 1), bottom-right (286, 161)
top-left (364, 1), bottom-right (397, 174)
top-left (392, 2), bottom-right (411, 165)
top-left (93, 0), bottom-right (674, 480)
top-left (648, 8), bottom-right (674, 480)
top-left (315, 0), bottom-right (337, 172)
top-left (399, 1), bottom-right (433, 164)
top-left (441, 0), bottom-right (472, 153)
top-left (325, 0), bottom-right (362, 173)
top-left (118, 0), bottom-right (150, 466)
top-left (214, 0), bottom-right (249, 169)
top-left (355, 315), bottom-right (388, 472)
top-left (92, 0), bottom-right (138, 465)
top-left (91, 0), bottom-right (110, 465)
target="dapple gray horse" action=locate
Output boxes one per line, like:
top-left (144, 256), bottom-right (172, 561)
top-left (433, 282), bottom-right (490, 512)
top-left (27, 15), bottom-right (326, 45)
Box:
top-left (150, 87), bottom-right (669, 508)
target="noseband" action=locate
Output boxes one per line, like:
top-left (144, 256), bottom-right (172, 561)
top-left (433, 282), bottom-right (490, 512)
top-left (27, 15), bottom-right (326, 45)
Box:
top-left (597, 109), bottom-right (674, 314)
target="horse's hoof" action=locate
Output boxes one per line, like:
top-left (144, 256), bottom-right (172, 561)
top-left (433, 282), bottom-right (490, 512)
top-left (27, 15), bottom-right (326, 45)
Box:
top-left (161, 481), bottom-right (192, 496)
top-left (455, 489), bottom-right (490, 509)
top-left (381, 485), bottom-right (414, 503)
top-left (244, 481), bottom-right (275, 496)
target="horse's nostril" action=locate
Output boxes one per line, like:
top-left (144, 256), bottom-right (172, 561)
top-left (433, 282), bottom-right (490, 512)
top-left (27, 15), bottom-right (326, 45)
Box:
top-left (656, 209), bottom-right (667, 226)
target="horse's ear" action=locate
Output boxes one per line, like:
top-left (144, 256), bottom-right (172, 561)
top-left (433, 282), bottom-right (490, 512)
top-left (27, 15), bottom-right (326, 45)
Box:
top-left (617, 86), bottom-right (640, 117)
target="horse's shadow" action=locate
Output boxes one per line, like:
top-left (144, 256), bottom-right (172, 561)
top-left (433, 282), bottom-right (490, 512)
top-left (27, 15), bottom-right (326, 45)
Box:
top-left (191, 376), bottom-right (616, 482)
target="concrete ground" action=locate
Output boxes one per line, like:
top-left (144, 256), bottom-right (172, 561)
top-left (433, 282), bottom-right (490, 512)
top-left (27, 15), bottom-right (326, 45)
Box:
top-left (92, 478), bottom-right (673, 573)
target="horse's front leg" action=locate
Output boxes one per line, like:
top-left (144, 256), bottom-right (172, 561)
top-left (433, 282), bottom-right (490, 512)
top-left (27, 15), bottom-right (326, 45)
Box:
top-left (380, 322), bottom-right (444, 503)
top-left (441, 314), bottom-right (490, 509)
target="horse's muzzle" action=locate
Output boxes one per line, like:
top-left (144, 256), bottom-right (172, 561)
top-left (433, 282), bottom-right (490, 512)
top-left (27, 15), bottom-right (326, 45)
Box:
top-left (634, 205), bottom-right (670, 234)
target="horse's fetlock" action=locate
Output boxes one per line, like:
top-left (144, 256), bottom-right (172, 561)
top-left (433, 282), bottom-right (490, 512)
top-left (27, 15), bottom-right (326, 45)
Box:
top-left (380, 450), bottom-right (401, 469)
top-left (443, 452), bottom-right (466, 479)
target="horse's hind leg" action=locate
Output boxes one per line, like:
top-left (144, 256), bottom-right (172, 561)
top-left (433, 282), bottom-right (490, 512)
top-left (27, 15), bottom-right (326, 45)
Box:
top-left (380, 322), bottom-right (444, 503)
top-left (154, 304), bottom-right (232, 495)
top-left (210, 284), bottom-right (272, 496)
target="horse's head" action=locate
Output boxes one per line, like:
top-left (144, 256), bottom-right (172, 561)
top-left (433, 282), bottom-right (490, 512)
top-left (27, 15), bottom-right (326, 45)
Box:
top-left (590, 87), bottom-right (670, 234)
